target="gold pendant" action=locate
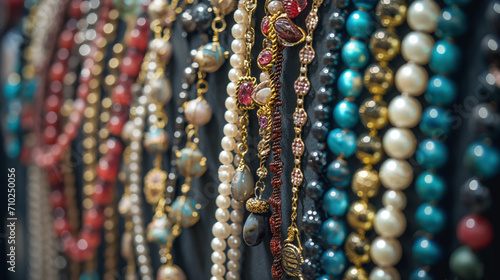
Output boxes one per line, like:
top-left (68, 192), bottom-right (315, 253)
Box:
top-left (281, 243), bottom-right (304, 278)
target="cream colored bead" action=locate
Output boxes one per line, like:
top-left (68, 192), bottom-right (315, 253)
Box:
top-left (230, 54), bottom-right (244, 68)
top-left (211, 251), bottom-right (226, 264)
top-left (407, 0), bottom-right (440, 33)
top-left (382, 190), bottom-right (407, 211)
top-left (215, 208), bottom-right (230, 222)
top-left (225, 97), bottom-right (236, 110)
top-left (233, 9), bottom-right (247, 24)
top-left (231, 24), bottom-right (245, 39)
top-left (221, 136), bottom-right (236, 150)
top-left (379, 159), bottom-right (413, 190)
top-left (374, 207), bottom-right (406, 238)
top-left (383, 128), bottom-right (417, 159)
top-left (231, 39), bottom-right (246, 54)
top-left (388, 95), bottom-right (422, 128)
top-left (369, 266), bottom-right (401, 280)
top-left (370, 237), bottom-right (402, 267)
top-left (395, 63), bottom-right (428, 96)
top-left (210, 238), bottom-right (226, 251)
top-left (212, 221), bottom-right (230, 239)
top-left (268, 0), bottom-right (284, 14)
top-left (228, 68), bottom-right (242, 82)
top-left (211, 264), bottom-right (226, 277)
top-left (224, 123), bottom-right (238, 138)
top-left (218, 183), bottom-right (231, 196)
top-left (402, 31), bottom-right (435, 65)
top-left (216, 195), bottom-right (231, 209)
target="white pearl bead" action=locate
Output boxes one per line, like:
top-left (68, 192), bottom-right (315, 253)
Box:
top-left (219, 164), bottom-right (234, 176)
top-left (215, 208), bottom-right (230, 222)
top-left (383, 128), bottom-right (417, 159)
top-left (225, 97), bottom-right (236, 110)
top-left (224, 110), bottom-right (238, 123)
top-left (227, 260), bottom-right (240, 272)
top-left (231, 39), bottom-right (246, 54)
top-left (211, 251), bottom-right (226, 264)
top-left (221, 136), bottom-right (236, 150)
top-left (224, 123), bottom-right (238, 138)
top-left (231, 223), bottom-right (242, 236)
top-left (234, 153), bottom-right (242, 167)
top-left (227, 82), bottom-right (237, 97)
top-left (388, 95), bottom-right (422, 128)
top-left (374, 207), bottom-right (406, 238)
top-left (402, 31), bottom-right (435, 65)
top-left (219, 150), bottom-right (233, 165)
top-left (268, 0), bottom-right (284, 14)
top-left (226, 271), bottom-right (240, 280)
top-left (395, 63), bottom-right (428, 96)
top-left (210, 277), bottom-right (222, 280)
top-left (211, 264), bottom-right (226, 277)
top-left (407, 0), bottom-right (440, 33)
top-left (185, 98), bottom-right (212, 126)
top-left (231, 24), bottom-right (245, 39)
top-left (216, 195), bottom-right (231, 209)
top-left (228, 68), bottom-right (242, 82)
top-left (231, 199), bottom-right (244, 209)
top-left (212, 222), bottom-right (230, 239)
top-left (233, 9), bottom-right (247, 24)
top-left (379, 159), bottom-right (413, 190)
top-left (369, 266), bottom-right (401, 280)
top-left (230, 209), bottom-right (244, 223)
top-left (370, 237), bottom-right (402, 267)
top-left (211, 238), bottom-right (226, 251)
top-left (218, 183), bottom-right (231, 196)
top-left (382, 190), bottom-right (407, 211)
top-left (228, 235), bottom-right (242, 248)
top-left (230, 54), bottom-right (244, 68)
top-left (218, 170), bottom-right (231, 183)
top-left (227, 248), bottom-right (241, 261)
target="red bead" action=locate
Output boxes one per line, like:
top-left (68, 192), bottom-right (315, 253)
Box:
top-left (258, 50), bottom-right (273, 66)
top-left (106, 138), bottom-right (123, 155)
top-left (81, 227), bottom-right (101, 248)
top-left (261, 17), bottom-right (270, 35)
top-left (69, 0), bottom-right (83, 19)
top-left (47, 167), bottom-right (63, 185)
top-left (93, 179), bottom-right (113, 205)
top-left (43, 126), bottom-right (58, 145)
top-left (283, 0), bottom-right (307, 18)
top-left (112, 83), bottom-right (132, 105)
top-left (54, 217), bottom-right (71, 236)
top-left (274, 17), bottom-right (304, 43)
top-left (50, 80), bottom-right (64, 95)
top-left (129, 27), bottom-right (150, 51)
top-left (457, 214), bottom-right (493, 250)
top-left (108, 104), bottom-right (129, 136)
top-left (65, 122), bottom-right (78, 139)
top-left (45, 111), bottom-right (59, 125)
top-left (77, 83), bottom-right (90, 99)
top-left (121, 49), bottom-right (144, 77)
top-left (59, 29), bottom-right (75, 50)
top-left (238, 82), bottom-right (253, 106)
top-left (84, 206), bottom-right (105, 229)
top-left (64, 238), bottom-right (94, 262)
top-left (50, 62), bottom-right (66, 82)
top-left (57, 134), bottom-right (70, 148)
top-left (97, 154), bottom-right (120, 181)
top-left (50, 189), bottom-right (66, 208)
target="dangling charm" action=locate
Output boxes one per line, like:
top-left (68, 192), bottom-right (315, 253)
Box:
top-left (146, 216), bottom-right (173, 245)
top-left (231, 164), bottom-right (255, 202)
top-left (168, 196), bottom-right (201, 227)
top-left (193, 42), bottom-right (228, 73)
top-left (157, 264), bottom-right (187, 280)
top-left (243, 198), bottom-right (270, 246)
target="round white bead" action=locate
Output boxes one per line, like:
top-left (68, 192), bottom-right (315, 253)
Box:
top-left (374, 207), bottom-right (407, 238)
top-left (224, 123), bottom-right (238, 138)
top-left (383, 128), bottom-right (417, 159)
top-left (228, 235), bottom-right (242, 248)
top-left (228, 68), bottom-right (242, 82)
top-left (233, 9), bottom-right (247, 24)
top-left (231, 39), bottom-right (246, 54)
top-left (218, 183), bottom-right (231, 196)
top-left (227, 248), bottom-right (241, 261)
top-left (216, 195), bottom-right (231, 209)
top-left (230, 209), bottom-right (244, 223)
top-left (395, 63), bottom-right (428, 96)
top-left (211, 251), bottom-right (226, 264)
top-left (230, 54), bottom-right (244, 68)
top-left (369, 266), bottom-right (401, 280)
top-left (268, 1), bottom-right (284, 14)
top-left (370, 237), bottom-right (402, 267)
top-left (224, 110), bottom-right (238, 123)
top-left (227, 82), bottom-right (237, 97)
top-left (215, 208), bottom-right (230, 222)
top-left (226, 271), bottom-right (240, 280)
top-left (227, 260), bottom-right (240, 272)
top-left (210, 238), bottom-right (226, 251)
top-left (382, 190), bottom-right (407, 211)
top-left (221, 136), bottom-right (236, 150)
top-left (231, 24), bottom-right (245, 39)
top-left (402, 31), bottom-right (435, 64)
top-left (225, 97), bottom-right (236, 110)
top-left (219, 150), bottom-right (234, 165)
top-left (231, 223), bottom-right (242, 236)
top-left (379, 159), bottom-right (413, 190)
top-left (211, 264), bottom-right (226, 277)
top-left (388, 95), bottom-right (422, 128)
top-left (407, 0), bottom-right (440, 33)
top-left (212, 222), bottom-right (230, 239)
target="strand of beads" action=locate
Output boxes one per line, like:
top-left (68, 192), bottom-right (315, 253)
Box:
top-left (449, 1), bottom-right (499, 279)
top-left (365, 1), bottom-right (407, 279)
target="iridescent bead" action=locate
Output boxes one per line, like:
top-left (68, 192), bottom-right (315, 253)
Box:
top-left (322, 188), bottom-right (349, 217)
top-left (464, 141), bottom-right (500, 179)
top-left (370, 29), bottom-right (400, 62)
top-left (364, 64), bottom-right (394, 95)
top-left (415, 203), bottom-right (446, 234)
top-left (314, 104), bottom-right (331, 120)
top-left (412, 237), bottom-right (442, 266)
top-left (419, 107), bottom-right (452, 138)
top-left (425, 75), bottom-right (457, 106)
top-left (449, 246), bottom-right (484, 280)
top-left (338, 69), bottom-right (363, 98)
top-left (305, 180), bottom-right (324, 200)
top-left (359, 98), bottom-right (388, 130)
top-left (301, 210), bottom-right (322, 234)
top-left (416, 139), bottom-right (448, 170)
top-left (352, 0), bottom-right (378, 9)
top-left (323, 51), bottom-right (339, 66)
top-left (326, 159), bottom-right (351, 187)
top-left (342, 40), bottom-right (370, 69)
top-left (429, 40), bottom-right (460, 74)
top-left (415, 171), bottom-right (446, 202)
top-left (356, 133), bottom-right (383, 165)
top-left (320, 249), bottom-right (346, 276)
top-left (410, 269), bottom-right (434, 280)
top-left (436, 7), bottom-right (468, 39)
top-left (327, 128), bottom-right (357, 158)
top-left (346, 10), bottom-right (374, 39)
top-left (334, 100), bottom-right (359, 129)
top-left (317, 86), bottom-right (334, 103)
top-left (321, 218), bottom-right (347, 246)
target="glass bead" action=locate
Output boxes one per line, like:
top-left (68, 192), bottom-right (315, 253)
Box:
top-left (420, 106), bottom-right (452, 138)
top-left (327, 128), bottom-right (357, 158)
top-left (412, 237), bottom-right (442, 266)
top-left (177, 148), bottom-right (207, 178)
top-left (303, 238), bottom-right (323, 258)
top-left (436, 7), bottom-right (468, 39)
top-left (300, 258), bottom-right (319, 279)
top-left (347, 201), bottom-right (375, 231)
top-left (415, 171), bottom-right (446, 202)
top-left (415, 203), bottom-right (446, 234)
top-left (320, 249), bottom-right (346, 276)
top-left (342, 40), bottom-right (370, 69)
top-left (316, 86), bottom-right (334, 103)
top-left (425, 75), bottom-right (457, 106)
top-left (168, 197), bottom-right (200, 227)
top-left (429, 40), bottom-right (460, 74)
top-left (376, 0), bottom-right (407, 27)
top-left (325, 32), bottom-right (343, 50)
top-left (319, 67), bottom-right (337, 85)
top-left (352, 168), bottom-right (380, 199)
top-left (460, 177), bottom-right (491, 213)
top-left (359, 98), bottom-right (388, 130)
top-left (192, 3), bottom-right (213, 31)
top-left (321, 218), bottom-right (347, 246)
top-left (311, 121), bottom-right (329, 141)
top-left (345, 233), bottom-right (371, 265)
top-left (356, 133), bottom-right (383, 165)
top-left (352, 0), bottom-right (378, 9)
top-left (370, 29), bottom-right (400, 62)
top-left (449, 246), bottom-right (484, 280)
top-left (416, 139), bottom-right (448, 170)
top-left (346, 10), bottom-right (374, 39)
top-left (323, 51), bottom-right (339, 67)
top-left (301, 210), bottom-right (322, 234)
top-left (326, 159), bottom-right (351, 187)
top-left (329, 8), bottom-right (346, 29)
top-left (364, 64), bottom-right (394, 95)
top-left (334, 100), bottom-right (359, 129)
top-left (457, 215), bottom-right (494, 250)
top-left (6, 140), bottom-right (20, 159)
top-left (338, 69), bottom-right (363, 98)
top-left (305, 180), bottom-right (325, 200)
top-left (314, 104), bottom-right (331, 120)
top-left (410, 269), bottom-right (434, 280)
top-left (307, 150), bottom-right (327, 171)
top-left (464, 141), bottom-right (500, 179)
top-left (322, 188), bottom-right (349, 217)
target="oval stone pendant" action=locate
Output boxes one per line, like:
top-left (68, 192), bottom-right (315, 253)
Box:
top-left (230, 165), bottom-right (254, 202)
top-left (243, 212), bottom-right (267, 247)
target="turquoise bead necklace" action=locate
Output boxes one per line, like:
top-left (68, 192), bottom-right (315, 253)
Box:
top-left (449, 1), bottom-right (500, 279)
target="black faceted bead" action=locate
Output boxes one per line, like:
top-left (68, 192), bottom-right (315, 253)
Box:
top-left (323, 51), bottom-right (340, 67)
top-left (319, 67), bottom-right (337, 85)
top-left (316, 142), bottom-right (327, 151)
top-left (482, 35), bottom-right (500, 64)
top-left (192, 3), bottom-right (213, 31)
top-left (180, 9), bottom-right (196, 32)
top-left (302, 210), bottom-right (322, 234)
top-left (487, 1), bottom-right (500, 34)
top-left (329, 8), bottom-right (346, 29)
top-left (325, 32), bottom-right (343, 50)
top-left (303, 238), bottom-right (323, 258)
top-left (476, 71), bottom-right (500, 103)
top-left (311, 121), bottom-right (329, 141)
top-left (306, 180), bottom-right (325, 200)
top-left (314, 104), bottom-right (331, 120)
top-left (308, 150), bottom-right (327, 171)
top-left (461, 177), bottom-right (492, 213)
top-left (316, 87), bottom-right (334, 103)
top-left (469, 103), bottom-right (500, 138)
top-left (300, 258), bottom-right (319, 279)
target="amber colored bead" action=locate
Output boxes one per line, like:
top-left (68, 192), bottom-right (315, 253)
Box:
top-left (364, 64), bottom-right (394, 95)
top-left (347, 201), bottom-right (376, 231)
top-left (345, 233), bottom-right (371, 265)
top-left (352, 168), bottom-right (380, 199)
top-left (359, 98), bottom-right (388, 130)
top-left (376, 0), bottom-right (407, 27)
top-left (356, 133), bottom-right (383, 165)
top-left (344, 266), bottom-right (369, 280)
top-left (370, 29), bottom-right (400, 62)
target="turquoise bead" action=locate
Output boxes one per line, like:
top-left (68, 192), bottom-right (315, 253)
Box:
top-left (413, 237), bottom-right (442, 266)
top-left (420, 106), bottom-right (452, 138)
top-left (416, 139), bottom-right (448, 169)
top-left (444, 0), bottom-right (472, 6)
top-left (338, 69), bottom-right (363, 98)
top-left (410, 269), bottom-right (435, 280)
top-left (321, 218), bottom-right (347, 246)
top-left (415, 171), bottom-right (446, 202)
top-left (3, 81), bottom-right (20, 99)
top-left (322, 188), bottom-right (349, 217)
top-left (352, 0), bottom-right (378, 9)
top-left (346, 10), bottom-right (374, 40)
top-left (436, 7), bottom-right (468, 38)
top-left (327, 128), bottom-right (357, 158)
top-left (80, 271), bottom-right (99, 280)
top-left (23, 77), bottom-right (39, 100)
top-left (326, 159), bottom-right (351, 187)
top-left (6, 140), bottom-right (20, 159)
top-left (6, 114), bottom-right (21, 132)
top-left (334, 100), bottom-right (359, 129)
top-left (429, 40), bottom-right (460, 74)
top-left (425, 75), bottom-right (457, 106)
top-left (168, 197), bottom-right (200, 227)
top-left (341, 40), bottom-right (370, 69)
top-left (464, 141), bottom-right (500, 179)
top-left (317, 275), bottom-right (330, 280)
top-left (320, 249), bottom-right (346, 276)
top-left (415, 203), bottom-right (446, 234)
